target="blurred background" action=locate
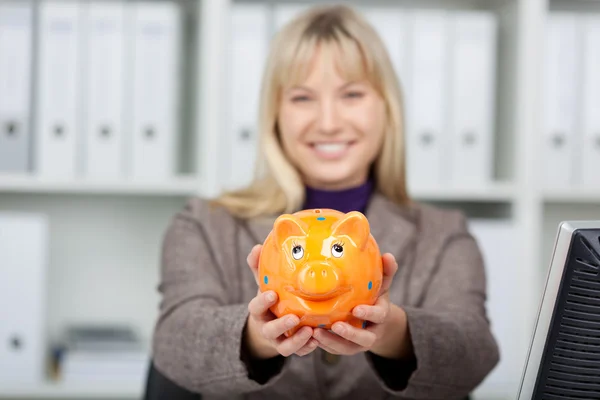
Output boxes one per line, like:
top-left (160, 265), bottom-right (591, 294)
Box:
top-left (0, 0), bottom-right (598, 399)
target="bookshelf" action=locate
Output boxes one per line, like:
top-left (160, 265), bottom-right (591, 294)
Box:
top-left (1, 0), bottom-right (598, 399)
top-left (1, 382), bottom-right (142, 399)
top-left (0, 174), bottom-right (203, 196)
top-left (544, 189), bottom-right (600, 204)
top-left (409, 182), bottom-right (516, 202)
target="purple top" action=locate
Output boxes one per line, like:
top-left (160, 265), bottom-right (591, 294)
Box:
top-left (302, 177), bottom-right (374, 214)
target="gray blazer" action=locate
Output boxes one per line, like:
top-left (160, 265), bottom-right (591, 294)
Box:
top-left (151, 192), bottom-right (500, 400)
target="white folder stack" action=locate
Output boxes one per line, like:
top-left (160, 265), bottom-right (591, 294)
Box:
top-left (0, 212), bottom-right (49, 386)
top-left (35, 1), bottom-right (83, 178)
top-left (0, 2), bottom-right (33, 174)
top-left (405, 10), bottom-right (497, 189)
top-left (542, 13), bottom-right (600, 190)
top-left (31, 0), bottom-right (182, 180)
top-left (362, 8), bottom-right (410, 102)
top-left (59, 325), bottom-right (149, 384)
top-left (128, 1), bottom-right (181, 180)
top-left (542, 13), bottom-right (581, 190)
top-left (580, 16), bottom-right (600, 187)
top-left (448, 12), bottom-right (497, 186)
top-left (82, 2), bottom-right (127, 179)
top-left (225, 3), bottom-right (270, 191)
top-left (406, 10), bottom-right (449, 188)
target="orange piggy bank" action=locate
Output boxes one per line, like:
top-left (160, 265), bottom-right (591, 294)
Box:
top-left (258, 208), bottom-right (383, 336)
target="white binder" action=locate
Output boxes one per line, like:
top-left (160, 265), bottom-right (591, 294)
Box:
top-left (0, 2), bottom-right (33, 173)
top-left (468, 219), bottom-right (523, 400)
top-left (581, 17), bottom-right (600, 187)
top-left (35, 1), bottom-right (83, 177)
top-left (543, 14), bottom-right (581, 189)
top-left (406, 11), bottom-right (448, 188)
top-left (362, 7), bottom-right (410, 97)
top-left (0, 213), bottom-right (49, 385)
top-left (226, 4), bottom-right (269, 190)
top-left (448, 12), bottom-right (497, 186)
top-left (129, 2), bottom-right (181, 180)
top-left (82, 2), bottom-right (126, 179)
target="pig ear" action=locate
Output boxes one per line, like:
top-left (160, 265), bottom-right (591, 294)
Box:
top-left (273, 214), bottom-right (308, 247)
top-left (331, 211), bottom-right (370, 250)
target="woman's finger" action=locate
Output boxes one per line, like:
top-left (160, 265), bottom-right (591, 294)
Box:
top-left (247, 290), bottom-right (277, 321)
top-left (352, 296), bottom-right (389, 324)
top-left (295, 338), bottom-right (319, 357)
top-left (313, 328), bottom-right (362, 354)
top-left (262, 314), bottom-right (300, 341)
top-left (275, 326), bottom-right (313, 357)
top-left (246, 244), bottom-right (263, 285)
top-left (315, 341), bottom-right (340, 355)
top-left (330, 322), bottom-right (377, 348)
top-left (379, 253), bottom-right (398, 295)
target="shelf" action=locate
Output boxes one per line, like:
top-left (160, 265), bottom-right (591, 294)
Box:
top-left (409, 182), bottom-right (516, 202)
top-left (0, 381), bottom-right (143, 399)
top-left (543, 189), bottom-right (600, 204)
top-left (0, 174), bottom-right (204, 196)
top-left (0, 175), bottom-right (517, 202)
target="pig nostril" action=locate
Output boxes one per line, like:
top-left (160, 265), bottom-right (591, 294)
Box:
top-left (321, 270), bottom-right (327, 277)
top-left (310, 270), bottom-right (315, 278)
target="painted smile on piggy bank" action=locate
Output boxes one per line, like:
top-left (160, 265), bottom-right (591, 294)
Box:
top-left (259, 208), bottom-right (383, 336)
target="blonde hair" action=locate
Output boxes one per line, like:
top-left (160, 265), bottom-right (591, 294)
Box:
top-left (209, 4), bottom-right (412, 219)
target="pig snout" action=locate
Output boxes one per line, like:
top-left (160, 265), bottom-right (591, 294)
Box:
top-left (297, 262), bottom-right (341, 295)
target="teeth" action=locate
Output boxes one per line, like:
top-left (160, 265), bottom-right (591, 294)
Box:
top-left (314, 143), bottom-right (348, 154)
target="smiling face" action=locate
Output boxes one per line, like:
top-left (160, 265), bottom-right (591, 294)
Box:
top-left (276, 44), bottom-right (387, 190)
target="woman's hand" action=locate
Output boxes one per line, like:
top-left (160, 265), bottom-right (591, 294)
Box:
top-left (312, 253), bottom-right (413, 359)
top-left (244, 244), bottom-right (319, 359)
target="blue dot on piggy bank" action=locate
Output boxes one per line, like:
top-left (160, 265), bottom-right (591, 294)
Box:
top-left (368, 281), bottom-right (372, 290)
top-left (264, 276), bottom-right (268, 284)
top-left (317, 216), bottom-right (325, 221)
top-left (362, 321), bottom-right (368, 329)
top-left (318, 324), bottom-right (325, 328)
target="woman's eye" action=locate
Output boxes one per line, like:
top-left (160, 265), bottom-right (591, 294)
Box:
top-left (344, 91), bottom-right (364, 99)
top-left (331, 244), bottom-right (344, 258)
top-left (292, 245), bottom-right (304, 260)
top-left (291, 95), bottom-right (311, 102)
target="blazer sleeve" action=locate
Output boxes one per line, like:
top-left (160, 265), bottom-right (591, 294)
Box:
top-left (367, 230), bottom-right (500, 399)
top-left (151, 199), bottom-right (288, 396)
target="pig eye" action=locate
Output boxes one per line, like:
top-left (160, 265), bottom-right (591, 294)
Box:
top-left (332, 244), bottom-right (344, 258)
top-left (292, 245), bottom-right (304, 260)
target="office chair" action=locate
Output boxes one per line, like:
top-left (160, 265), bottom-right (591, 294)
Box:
top-left (143, 360), bottom-right (201, 400)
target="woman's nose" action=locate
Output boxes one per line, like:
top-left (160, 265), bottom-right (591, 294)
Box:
top-left (317, 100), bottom-right (342, 135)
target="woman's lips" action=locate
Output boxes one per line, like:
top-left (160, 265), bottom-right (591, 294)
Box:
top-left (310, 141), bottom-right (355, 160)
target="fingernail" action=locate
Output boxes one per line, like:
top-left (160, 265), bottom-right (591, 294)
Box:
top-left (266, 292), bottom-right (276, 302)
top-left (354, 307), bottom-right (365, 318)
top-left (286, 316), bottom-right (298, 328)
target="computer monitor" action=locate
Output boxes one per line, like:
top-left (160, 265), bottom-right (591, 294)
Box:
top-left (517, 221), bottom-right (600, 399)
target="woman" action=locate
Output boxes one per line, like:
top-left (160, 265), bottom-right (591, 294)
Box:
top-left (150, 4), bottom-right (499, 400)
